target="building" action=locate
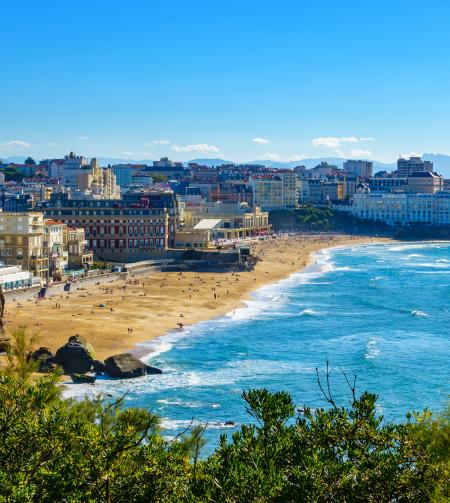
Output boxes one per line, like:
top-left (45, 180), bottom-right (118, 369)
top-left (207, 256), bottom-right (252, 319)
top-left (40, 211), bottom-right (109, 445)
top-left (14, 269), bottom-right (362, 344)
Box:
top-left (0, 264), bottom-right (34, 291)
top-left (396, 156), bottom-right (433, 177)
top-left (111, 164), bottom-right (136, 188)
top-left (249, 171), bottom-right (298, 210)
top-left (44, 220), bottom-right (68, 277)
top-left (77, 158), bottom-right (121, 199)
top-left (299, 179), bottom-right (323, 204)
top-left (148, 158), bottom-right (185, 178)
top-left (63, 226), bottom-right (94, 269)
top-left (368, 177), bottom-right (408, 192)
top-left (350, 191), bottom-right (450, 226)
top-left (310, 162), bottom-right (338, 178)
top-left (341, 175), bottom-right (358, 201)
top-left (299, 179), bottom-right (343, 204)
top-left (174, 221), bottom-right (216, 249)
top-left (42, 191), bottom-right (178, 260)
top-left (210, 182), bottom-right (253, 206)
top-left (406, 171), bottom-right (444, 194)
top-left (0, 212), bottom-right (48, 279)
top-left (0, 194), bottom-right (34, 212)
top-left (343, 160), bottom-right (373, 178)
top-left (131, 172), bottom-right (154, 188)
top-left (322, 181), bottom-right (344, 203)
top-left (183, 202), bottom-right (271, 240)
top-left (62, 152), bottom-right (89, 187)
top-left (50, 159), bottom-right (65, 179)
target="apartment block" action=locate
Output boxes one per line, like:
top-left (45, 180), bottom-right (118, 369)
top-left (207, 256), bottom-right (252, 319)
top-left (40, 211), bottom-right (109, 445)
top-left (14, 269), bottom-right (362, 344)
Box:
top-left (396, 156), bottom-right (433, 177)
top-left (0, 212), bottom-right (49, 279)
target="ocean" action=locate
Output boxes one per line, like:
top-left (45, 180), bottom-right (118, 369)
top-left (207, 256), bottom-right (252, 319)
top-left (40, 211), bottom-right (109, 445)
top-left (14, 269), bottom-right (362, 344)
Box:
top-left (64, 241), bottom-right (450, 454)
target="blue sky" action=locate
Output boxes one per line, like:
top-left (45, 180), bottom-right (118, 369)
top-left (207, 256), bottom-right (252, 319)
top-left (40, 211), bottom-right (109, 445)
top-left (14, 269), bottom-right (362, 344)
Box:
top-left (1, 0), bottom-right (450, 163)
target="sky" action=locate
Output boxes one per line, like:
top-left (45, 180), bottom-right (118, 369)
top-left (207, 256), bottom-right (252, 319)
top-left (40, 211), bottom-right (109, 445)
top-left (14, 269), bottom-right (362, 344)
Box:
top-left (1, 0), bottom-right (450, 164)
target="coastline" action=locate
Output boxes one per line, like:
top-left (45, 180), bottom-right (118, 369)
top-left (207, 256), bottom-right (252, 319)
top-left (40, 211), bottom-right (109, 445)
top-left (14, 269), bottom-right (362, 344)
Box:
top-left (6, 234), bottom-right (390, 361)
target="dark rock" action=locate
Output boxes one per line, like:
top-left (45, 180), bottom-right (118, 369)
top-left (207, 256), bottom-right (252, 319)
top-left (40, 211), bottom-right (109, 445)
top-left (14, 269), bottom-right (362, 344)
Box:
top-left (104, 353), bottom-right (156, 379)
top-left (146, 365), bottom-right (163, 374)
top-left (71, 373), bottom-right (96, 384)
top-left (93, 359), bottom-right (106, 375)
top-left (31, 347), bottom-right (56, 372)
top-left (55, 335), bottom-right (96, 374)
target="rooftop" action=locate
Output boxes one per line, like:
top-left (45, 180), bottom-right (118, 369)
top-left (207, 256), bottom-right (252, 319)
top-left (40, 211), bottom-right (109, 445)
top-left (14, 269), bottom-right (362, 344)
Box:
top-left (193, 218), bottom-right (223, 230)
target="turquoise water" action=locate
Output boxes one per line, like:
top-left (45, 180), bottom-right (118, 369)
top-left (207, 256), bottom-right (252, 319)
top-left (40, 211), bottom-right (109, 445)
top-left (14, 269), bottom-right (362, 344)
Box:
top-left (65, 241), bottom-right (450, 453)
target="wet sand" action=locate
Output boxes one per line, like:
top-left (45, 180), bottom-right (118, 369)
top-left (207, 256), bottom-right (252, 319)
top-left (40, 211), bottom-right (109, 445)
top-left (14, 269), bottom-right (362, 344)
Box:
top-left (6, 234), bottom-right (388, 360)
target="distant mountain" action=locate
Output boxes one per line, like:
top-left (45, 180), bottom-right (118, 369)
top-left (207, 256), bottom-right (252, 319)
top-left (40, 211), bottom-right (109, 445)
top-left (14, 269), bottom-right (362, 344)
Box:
top-left (184, 157), bottom-right (397, 171)
top-left (4, 153), bottom-right (450, 177)
top-left (422, 154), bottom-right (450, 177)
top-left (2, 156), bottom-right (26, 164)
top-left (186, 158), bottom-right (233, 166)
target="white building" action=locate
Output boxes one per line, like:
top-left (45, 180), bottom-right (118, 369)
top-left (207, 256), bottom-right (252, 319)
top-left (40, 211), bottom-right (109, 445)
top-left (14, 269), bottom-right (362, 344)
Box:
top-left (50, 159), bottom-right (64, 179)
top-left (0, 264), bottom-right (34, 290)
top-left (351, 191), bottom-right (450, 226)
top-left (62, 152), bottom-right (89, 188)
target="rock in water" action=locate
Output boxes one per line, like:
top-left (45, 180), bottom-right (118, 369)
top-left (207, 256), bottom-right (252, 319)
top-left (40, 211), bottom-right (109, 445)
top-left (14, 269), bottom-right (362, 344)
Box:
top-left (104, 353), bottom-right (161, 378)
top-left (55, 335), bottom-right (96, 374)
top-left (146, 365), bottom-right (163, 374)
top-left (71, 373), bottom-right (96, 384)
top-left (31, 347), bottom-right (56, 372)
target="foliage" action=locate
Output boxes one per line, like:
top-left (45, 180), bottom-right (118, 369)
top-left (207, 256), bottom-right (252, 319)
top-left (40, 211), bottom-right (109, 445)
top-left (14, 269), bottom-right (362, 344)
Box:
top-left (0, 331), bottom-right (448, 502)
top-left (0, 165), bottom-right (25, 182)
top-left (151, 173), bottom-right (168, 183)
top-left (270, 206), bottom-right (334, 231)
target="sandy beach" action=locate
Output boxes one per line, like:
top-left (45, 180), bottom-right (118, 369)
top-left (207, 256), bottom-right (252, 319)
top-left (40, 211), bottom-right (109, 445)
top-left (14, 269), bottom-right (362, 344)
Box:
top-left (6, 234), bottom-right (388, 360)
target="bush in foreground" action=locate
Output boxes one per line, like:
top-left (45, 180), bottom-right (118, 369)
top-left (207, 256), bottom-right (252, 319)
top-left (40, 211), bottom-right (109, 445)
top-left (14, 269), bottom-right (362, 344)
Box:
top-left (0, 331), bottom-right (448, 502)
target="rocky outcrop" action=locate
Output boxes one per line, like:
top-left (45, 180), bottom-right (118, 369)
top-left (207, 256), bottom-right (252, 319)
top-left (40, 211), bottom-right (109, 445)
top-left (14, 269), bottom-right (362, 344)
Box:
top-left (55, 335), bottom-right (96, 374)
top-left (31, 347), bottom-right (57, 372)
top-left (146, 365), bottom-right (163, 375)
top-left (104, 353), bottom-right (162, 379)
top-left (71, 373), bottom-right (96, 384)
top-left (92, 359), bottom-right (107, 375)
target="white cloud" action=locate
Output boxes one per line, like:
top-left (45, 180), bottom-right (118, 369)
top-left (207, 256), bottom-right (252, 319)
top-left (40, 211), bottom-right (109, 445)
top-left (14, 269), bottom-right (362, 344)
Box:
top-left (349, 149), bottom-right (372, 158)
top-left (0, 140), bottom-right (33, 151)
top-left (148, 139), bottom-right (170, 145)
top-left (78, 135), bottom-right (89, 140)
top-left (121, 151), bottom-right (153, 158)
top-left (48, 142), bottom-right (56, 146)
top-left (312, 136), bottom-right (375, 149)
top-left (252, 137), bottom-right (270, 144)
top-left (170, 143), bottom-right (220, 154)
top-left (312, 136), bottom-right (357, 148)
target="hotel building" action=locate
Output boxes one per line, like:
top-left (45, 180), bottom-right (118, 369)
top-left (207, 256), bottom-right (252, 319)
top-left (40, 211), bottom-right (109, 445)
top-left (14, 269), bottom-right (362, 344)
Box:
top-left (350, 191), bottom-right (450, 226)
top-left (42, 191), bottom-right (178, 260)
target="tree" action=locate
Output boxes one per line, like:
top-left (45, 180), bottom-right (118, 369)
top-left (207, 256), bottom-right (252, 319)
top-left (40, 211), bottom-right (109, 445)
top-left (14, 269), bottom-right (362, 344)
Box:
top-left (0, 334), bottom-right (448, 501)
top-left (24, 157), bottom-right (36, 165)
